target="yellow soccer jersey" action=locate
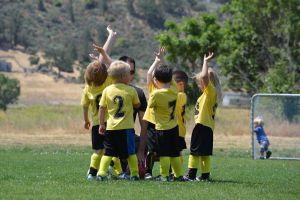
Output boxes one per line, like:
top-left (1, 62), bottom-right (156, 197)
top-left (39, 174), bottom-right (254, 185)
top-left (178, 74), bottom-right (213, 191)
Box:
top-left (148, 87), bottom-right (178, 130)
top-left (194, 81), bottom-right (217, 131)
top-left (143, 80), bottom-right (178, 124)
top-left (80, 76), bottom-right (113, 125)
top-left (176, 92), bottom-right (187, 137)
top-left (99, 83), bottom-right (140, 130)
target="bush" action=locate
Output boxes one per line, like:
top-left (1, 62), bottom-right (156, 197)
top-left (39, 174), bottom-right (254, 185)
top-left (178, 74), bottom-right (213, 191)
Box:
top-left (29, 55), bottom-right (40, 65)
top-left (0, 74), bottom-right (20, 111)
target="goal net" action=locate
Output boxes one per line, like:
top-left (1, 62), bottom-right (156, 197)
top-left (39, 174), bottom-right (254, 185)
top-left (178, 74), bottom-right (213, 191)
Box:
top-left (251, 94), bottom-right (300, 160)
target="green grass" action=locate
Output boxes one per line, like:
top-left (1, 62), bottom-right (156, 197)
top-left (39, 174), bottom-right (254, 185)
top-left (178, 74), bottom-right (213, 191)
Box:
top-left (0, 146), bottom-right (299, 200)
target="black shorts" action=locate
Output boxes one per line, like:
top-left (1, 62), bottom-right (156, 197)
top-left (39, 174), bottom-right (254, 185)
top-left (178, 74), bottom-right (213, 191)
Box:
top-left (190, 124), bottom-right (213, 156)
top-left (178, 136), bottom-right (187, 151)
top-left (147, 122), bottom-right (159, 153)
top-left (156, 126), bottom-right (180, 157)
top-left (104, 129), bottom-right (136, 159)
top-left (91, 125), bottom-right (105, 150)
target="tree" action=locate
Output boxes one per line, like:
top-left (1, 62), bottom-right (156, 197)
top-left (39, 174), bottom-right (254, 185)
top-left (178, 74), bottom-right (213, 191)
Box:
top-left (0, 74), bottom-right (20, 111)
top-left (218, 0), bottom-right (300, 94)
top-left (156, 13), bottom-right (221, 73)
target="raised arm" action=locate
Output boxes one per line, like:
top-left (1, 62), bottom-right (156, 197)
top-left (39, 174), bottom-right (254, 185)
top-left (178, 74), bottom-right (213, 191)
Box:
top-left (97, 25), bottom-right (117, 64)
top-left (147, 47), bottom-right (165, 85)
top-left (93, 45), bottom-right (113, 66)
top-left (200, 52), bottom-right (214, 88)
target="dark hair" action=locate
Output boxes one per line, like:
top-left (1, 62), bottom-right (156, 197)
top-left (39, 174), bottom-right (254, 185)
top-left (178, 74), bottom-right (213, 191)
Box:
top-left (154, 64), bottom-right (173, 83)
top-left (172, 70), bottom-right (188, 84)
top-left (119, 56), bottom-right (136, 70)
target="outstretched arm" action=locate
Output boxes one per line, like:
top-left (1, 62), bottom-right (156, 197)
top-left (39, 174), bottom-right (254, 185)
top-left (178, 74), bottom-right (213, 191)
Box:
top-left (93, 44), bottom-right (113, 66)
top-left (98, 25), bottom-right (117, 64)
top-left (147, 47), bottom-right (165, 85)
top-left (200, 52), bottom-right (214, 88)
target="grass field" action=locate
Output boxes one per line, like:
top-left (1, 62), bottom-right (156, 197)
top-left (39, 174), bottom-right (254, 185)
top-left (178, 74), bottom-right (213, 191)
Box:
top-left (0, 146), bottom-right (299, 200)
top-left (0, 105), bottom-right (299, 199)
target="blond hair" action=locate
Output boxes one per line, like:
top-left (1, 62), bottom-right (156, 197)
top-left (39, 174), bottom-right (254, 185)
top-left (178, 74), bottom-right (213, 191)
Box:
top-left (208, 68), bottom-right (222, 103)
top-left (84, 61), bottom-right (107, 86)
top-left (254, 116), bottom-right (264, 126)
top-left (107, 60), bottom-right (130, 81)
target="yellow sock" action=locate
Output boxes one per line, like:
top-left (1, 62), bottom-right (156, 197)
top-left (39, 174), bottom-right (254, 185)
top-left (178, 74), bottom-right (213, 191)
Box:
top-left (112, 157), bottom-right (122, 176)
top-left (160, 157), bottom-right (171, 177)
top-left (188, 155), bottom-right (200, 169)
top-left (170, 157), bottom-right (182, 177)
top-left (98, 156), bottom-right (112, 176)
top-left (200, 156), bottom-right (211, 173)
top-left (90, 153), bottom-right (102, 170)
top-left (127, 154), bottom-right (138, 177)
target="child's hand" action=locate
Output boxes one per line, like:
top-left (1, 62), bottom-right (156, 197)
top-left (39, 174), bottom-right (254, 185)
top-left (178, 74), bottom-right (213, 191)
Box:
top-left (204, 52), bottom-right (214, 62)
top-left (98, 124), bottom-right (106, 135)
top-left (154, 47), bottom-right (165, 63)
top-left (107, 25), bottom-right (117, 36)
top-left (84, 121), bottom-right (90, 130)
top-left (93, 44), bottom-right (104, 54)
top-left (89, 53), bottom-right (98, 60)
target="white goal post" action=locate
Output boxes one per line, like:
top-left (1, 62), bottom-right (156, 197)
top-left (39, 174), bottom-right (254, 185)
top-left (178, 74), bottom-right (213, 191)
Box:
top-left (251, 93), bottom-right (300, 160)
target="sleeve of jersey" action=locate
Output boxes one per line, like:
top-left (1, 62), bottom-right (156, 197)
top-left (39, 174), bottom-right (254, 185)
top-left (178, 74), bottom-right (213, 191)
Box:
top-left (138, 90), bottom-right (147, 111)
top-left (99, 89), bottom-right (107, 107)
top-left (147, 92), bottom-right (156, 108)
top-left (132, 89), bottom-right (140, 105)
top-left (147, 82), bottom-right (155, 94)
top-left (80, 86), bottom-right (89, 106)
top-left (204, 82), bottom-right (216, 98)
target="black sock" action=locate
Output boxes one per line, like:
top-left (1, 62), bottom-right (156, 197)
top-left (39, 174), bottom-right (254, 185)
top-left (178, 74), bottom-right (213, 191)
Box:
top-left (188, 168), bottom-right (197, 179)
top-left (89, 167), bottom-right (98, 176)
top-left (201, 173), bottom-right (210, 179)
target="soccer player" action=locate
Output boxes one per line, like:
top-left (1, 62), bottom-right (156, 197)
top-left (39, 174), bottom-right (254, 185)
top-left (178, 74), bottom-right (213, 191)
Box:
top-left (184, 52), bottom-right (222, 181)
top-left (96, 60), bottom-right (141, 181)
top-left (81, 25), bottom-right (119, 181)
top-left (143, 47), bottom-right (183, 181)
top-left (253, 116), bottom-right (272, 159)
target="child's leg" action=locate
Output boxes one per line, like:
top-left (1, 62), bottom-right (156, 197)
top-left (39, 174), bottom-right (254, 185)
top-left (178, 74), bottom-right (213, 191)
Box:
top-left (111, 157), bottom-right (122, 176)
top-left (186, 155), bottom-right (199, 179)
top-left (88, 150), bottom-right (104, 176)
top-left (160, 157), bottom-right (171, 177)
top-left (170, 157), bottom-right (182, 178)
top-left (199, 156), bottom-right (211, 179)
top-left (127, 154), bottom-right (139, 177)
top-left (98, 156), bottom-right (113, 176)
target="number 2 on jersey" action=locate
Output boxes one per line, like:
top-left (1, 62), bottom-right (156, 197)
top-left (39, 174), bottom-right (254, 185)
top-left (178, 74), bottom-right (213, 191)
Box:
top-left (113, 96), bottom-right (125, 118)
top-left (168, 100), bottom-right (176, 120)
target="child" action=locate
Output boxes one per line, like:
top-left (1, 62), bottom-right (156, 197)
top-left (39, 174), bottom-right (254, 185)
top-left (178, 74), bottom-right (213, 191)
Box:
top-left (184, 52), bottom-right (222, 181)
top-left (143, 47), bottom-right (183, 181)
top-left (97, 60), bottom-right (141, 181)
top-left (253, 116), bottom-right (272, 159)
top-left (81, 25), bottom-right (118, 181)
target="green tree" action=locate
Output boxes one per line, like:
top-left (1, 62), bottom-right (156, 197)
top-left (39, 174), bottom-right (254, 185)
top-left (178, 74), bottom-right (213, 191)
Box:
top-left (0, 74), bottom-right (20, 111)
top-left (156, 13), bottom-right (221, 73)
top-left (218, 0), bottom-right (300, 94)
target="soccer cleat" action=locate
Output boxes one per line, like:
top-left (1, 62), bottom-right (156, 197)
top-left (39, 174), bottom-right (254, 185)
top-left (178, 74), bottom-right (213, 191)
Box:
top-left (87, 174), bottom-right (95, 181)
top-left (155, 175), bottom-right (170, 182)
top-left (182, 175), bottom-right (195, 181)
top-left (195, 176), bottom-right (211, 182)
top-left (259, 156), bottom-right (265, 159)
top-left (266, 151), bottom-right (272, 159)
top-left (118, 172), bottom-right (130, 180)
top-left (96, 175), bottom-right (108, 181)
top-left (168, 173), bottom-right (174, 181)
top-left (144, 173), bottom-right (153, 180)
top-left (129, 176), bottom-right (140, 181)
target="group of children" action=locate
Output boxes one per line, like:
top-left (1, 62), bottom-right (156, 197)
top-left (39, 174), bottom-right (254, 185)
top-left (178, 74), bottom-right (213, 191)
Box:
top-left (81, 25), bottom-right (271, 182)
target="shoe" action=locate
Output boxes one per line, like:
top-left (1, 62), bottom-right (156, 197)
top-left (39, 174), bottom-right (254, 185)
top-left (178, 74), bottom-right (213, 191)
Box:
top-left (182, 175), bottom-right (195, 181)
top-left (155, 175), bottom-right (169, 182)
top-left (144, 173), bottom-right (153, 180)
top-left (130, 176), bottom-right (140, 181)
top-left (173, 176), bottom-right (187, 182)
top-left (266, 151), bottom-right (272, 159)
top-left (118, 172), bottom-right (130, 180)
top-left (259, 156), bottom-right (265, 159)
top-left (96, 175), bottom-right (108, 181)
top-left (196, 176), bottom-right (211, 182)
top-left (87, 174), bottom-right (95, 181)
top-left (169, 173), bottom-right (174, 181)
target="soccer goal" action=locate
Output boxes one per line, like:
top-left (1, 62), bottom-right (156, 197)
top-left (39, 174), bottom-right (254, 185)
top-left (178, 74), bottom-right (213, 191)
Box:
top-left (251, 93), bottom-right (300, 160)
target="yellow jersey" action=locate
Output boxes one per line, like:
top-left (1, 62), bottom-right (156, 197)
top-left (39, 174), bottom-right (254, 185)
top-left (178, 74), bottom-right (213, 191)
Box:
top-left (194, 82), bottom-right (217, 131)
top-left (80, 76), bottom-right (113, 125)
top-left (147, 87), bottom-right (178, 130)
top-left (100, 83), bottom-right (140, 130)
top-left (176, 92), bottom-right (187, 137)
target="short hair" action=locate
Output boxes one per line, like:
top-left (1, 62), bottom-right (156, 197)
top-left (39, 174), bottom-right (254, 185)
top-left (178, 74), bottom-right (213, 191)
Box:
top-left (254, 116), bottom-right (264, 126)
top-left (154, 64), bottom-right (173, 83)
top-left (84, 61), bottom-right (107, 86)
top-left (108, 60), bottom-right (130, 81)
top-left (172, 70), bottom-right (188, 84)
top-left (119, 56), bottom-right (136, 70)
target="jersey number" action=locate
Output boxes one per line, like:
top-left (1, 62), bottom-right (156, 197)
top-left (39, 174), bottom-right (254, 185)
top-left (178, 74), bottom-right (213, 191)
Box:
top-left (113, 96), bottom-right (125, 118)
top-left (168, 100), bottom-right (176, 120)
top-left (212, 103), bottom-right (218, 120)
top-left (95, 94), bottom-right (102, 111)
top-left (181, 105), bottom-right (186, 123)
